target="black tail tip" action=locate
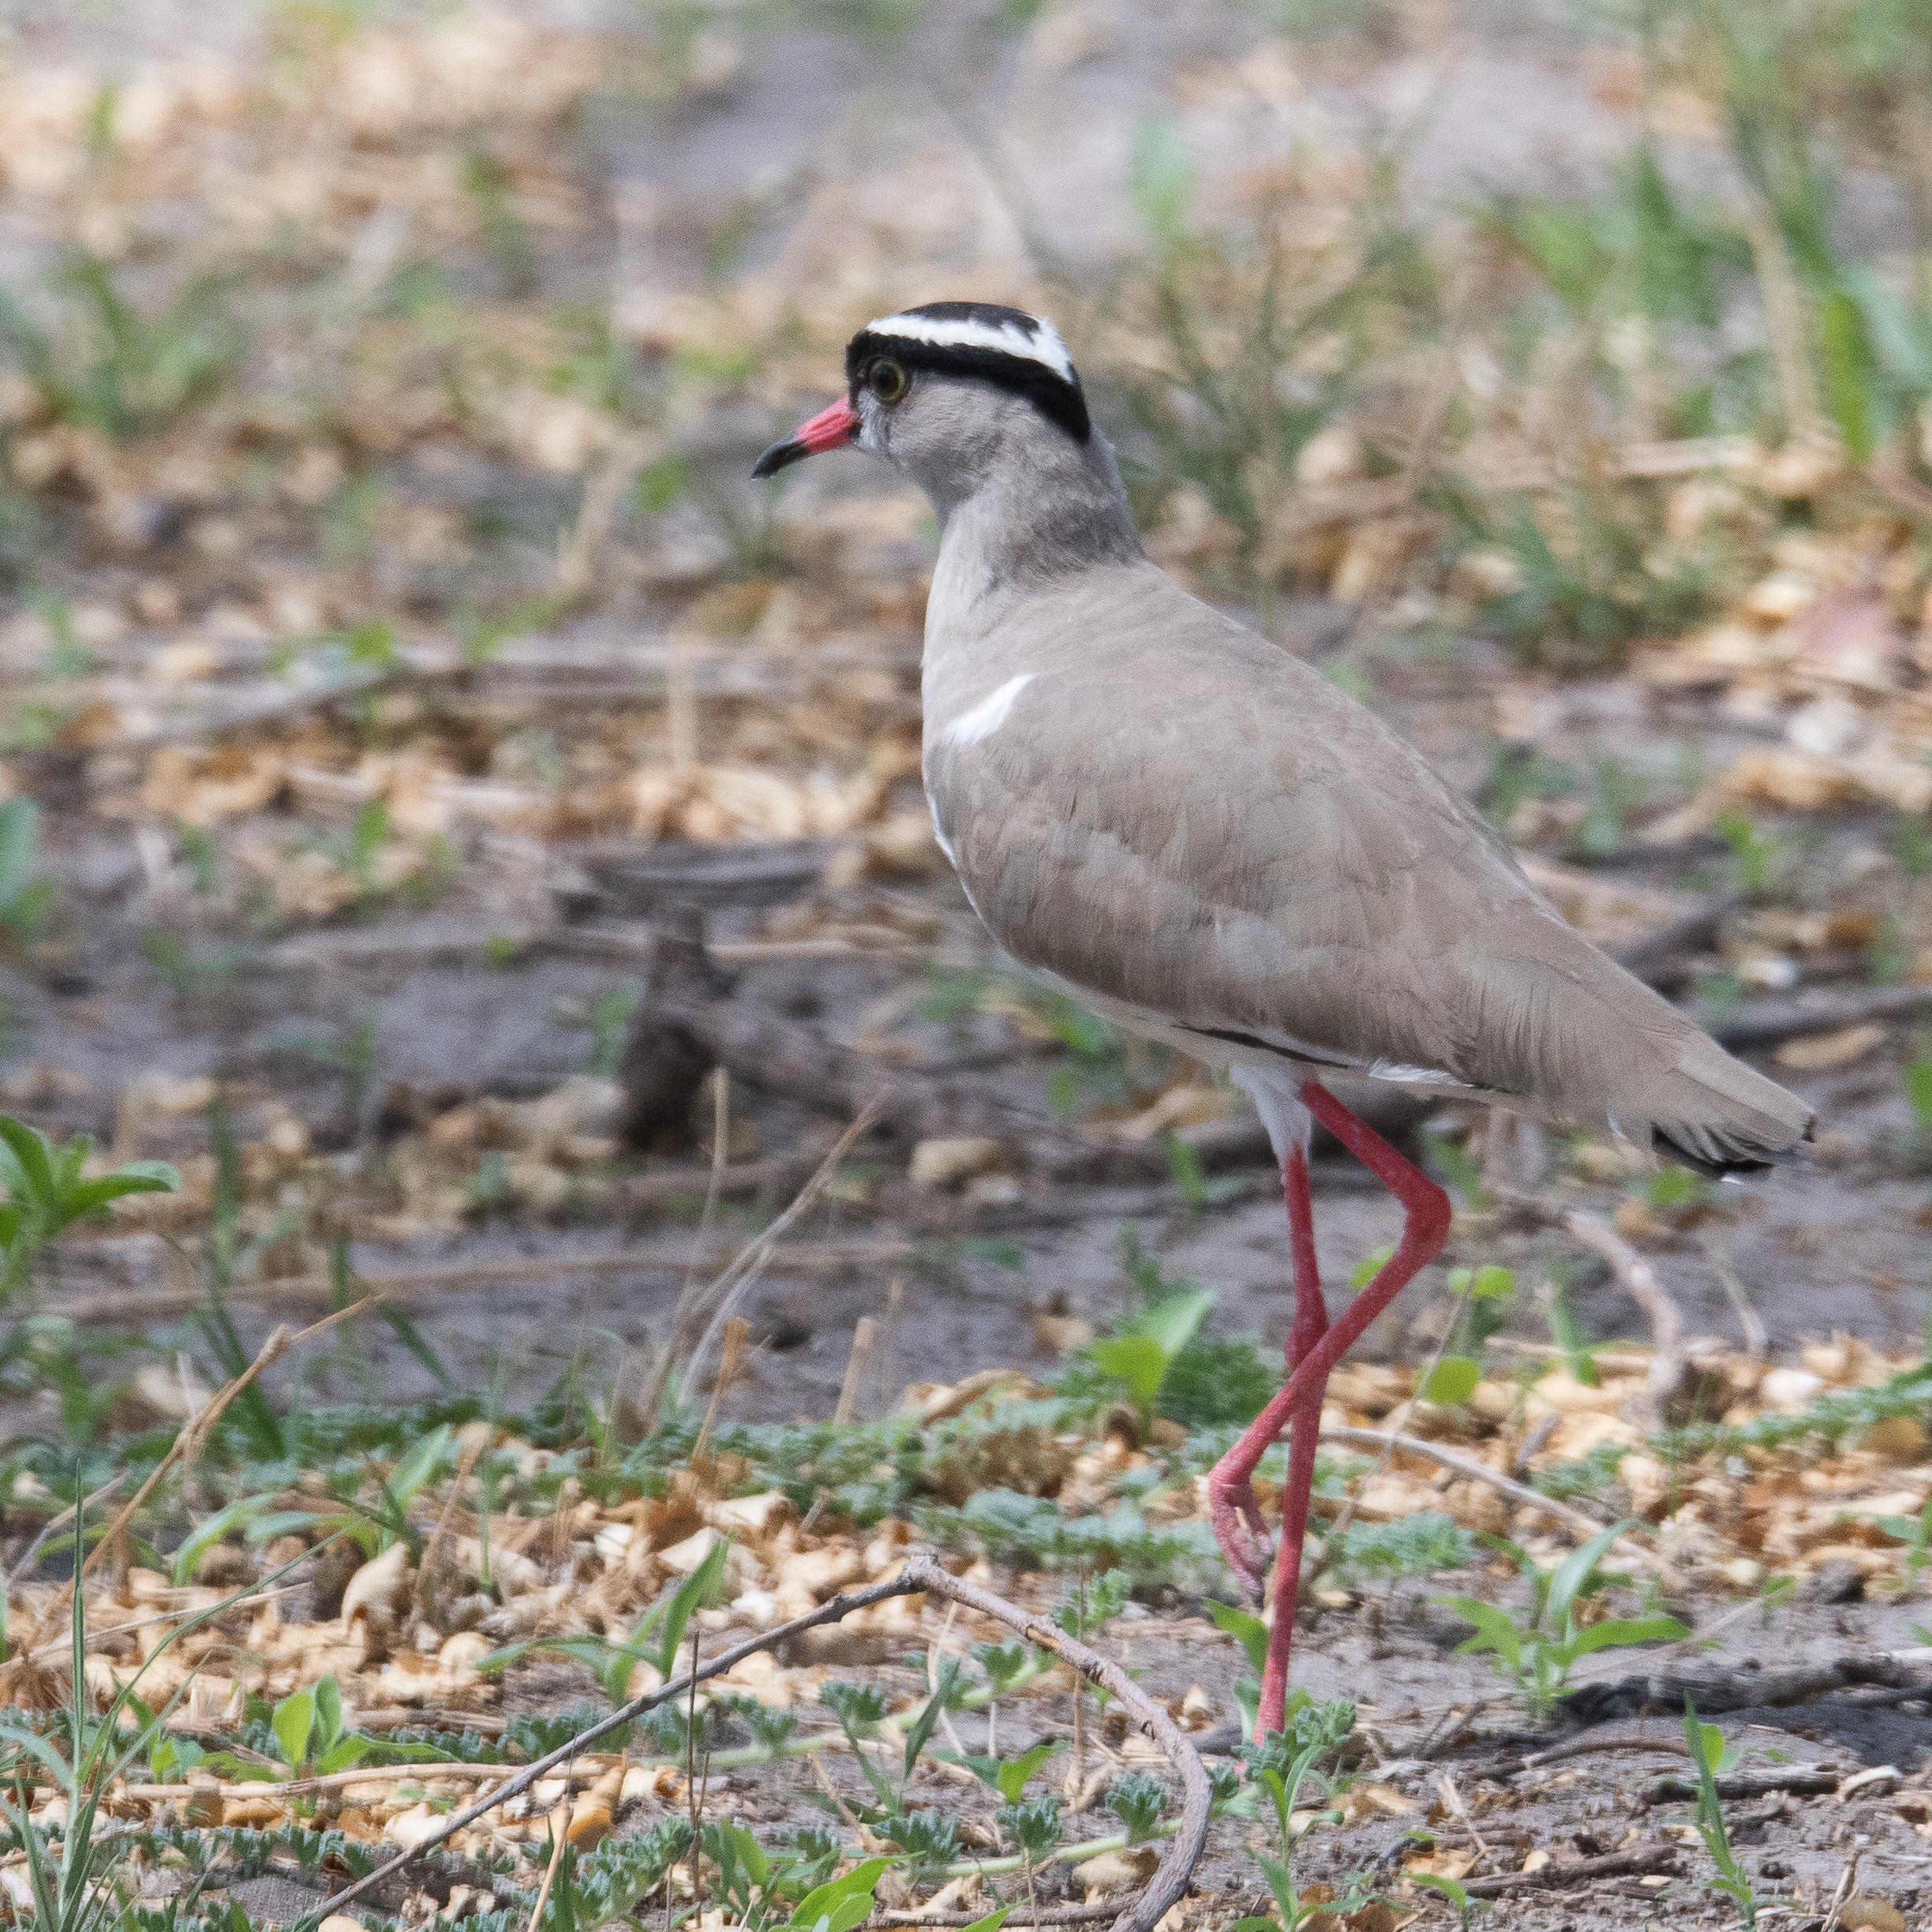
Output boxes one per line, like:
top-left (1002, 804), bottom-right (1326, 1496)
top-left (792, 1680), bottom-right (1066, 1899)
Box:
top-left (1652, 1115), bottom-right (1815, 1179)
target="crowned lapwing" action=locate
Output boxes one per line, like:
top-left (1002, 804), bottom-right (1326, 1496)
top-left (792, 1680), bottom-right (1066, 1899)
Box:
top-left (754, 300), bottom-right (1814, 1734)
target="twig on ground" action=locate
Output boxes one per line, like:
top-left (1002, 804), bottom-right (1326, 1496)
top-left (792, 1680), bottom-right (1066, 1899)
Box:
top-left (1412, 1701), bottom-right (1478, 1761)
top-left (1822, 1848), bottom-right (1862, 1932)
top-left (877, 1910), bottom-right (1125, 1926)
top-left (1496, 1190), bottom-right (1683, 1422)
top-left (1461, 1840), bottom-right (1680, 1897)
top-left (315, 1550), bottom-right (1211, 1932)
top-left (924, 1557), bottom-right (1212, 1932)
top-left (1436, 1770), bottom-right (1489, 1868)
top-left (1523, 1722), bottom-right (1690, 1768)
top-left (1698, 1236), bottom-right (1768, 1362)
top-left (1708, 980), bottom-right (1932, 1050)
top-left (833, 1313), bottom-right (881, 1426)
top-left (635, 1069), bottom-right (733, 1432)
top-left (556, 428), bottom-right (651, 598)
top-left (1317, 1425), bottom-right (1612, 1537)
top-left (526, 1802), bottom-right (571, 1932)
top-left (68, 1297), bottom-right (373, 1599)
top-left (676, 1095), bottom-right (888, 1409)
top-left (1639, 1765), bottom-right (1838, 1807)
top-left (691, 1315), bottom-right (751, 1463)
top-left (7, 1474), bottom-right (126, 1586)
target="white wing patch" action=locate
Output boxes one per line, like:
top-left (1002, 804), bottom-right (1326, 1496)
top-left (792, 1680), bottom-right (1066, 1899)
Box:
top-left (1370, 1060), bottom-right (1467, 1087)
top-left (867, 311), bottom-right (1074, 381)
top-left (942, 672), bottom-right (1035, 749)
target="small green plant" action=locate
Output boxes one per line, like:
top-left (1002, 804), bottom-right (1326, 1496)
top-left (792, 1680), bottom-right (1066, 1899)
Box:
top-left (810, 1651), bottom-right (964, 1837)
top-left (942, 1735), bottom-right (1062, 1804)
top-left (0, 250), bottom-right (244, 440)
top-left (1571, 754), bottom-right (1654, 859)
top-left (1419, 1126), bottom-right (1488, 1211)
top-left (1054, 1567), bottom-right (1131, 1641)
top-left (1541, 1260), bottom-right (1599, 1387)
top-left (0, 798), bottom-right (55, 951)
top-left (258, 1424), bottom-right (456, 1562)
top-left (1437, 1519), bottom-right (1688, 1723)
top-left (140, 927), bottom-right (253, 1008)
top-left (273, 1014), bottom-right (380, 1127)
top-left (0, 1114), bottom-right (176, 1301)
top-left (1224, 1698), bottom-right (1359, 1931)
top-left (1088, 1287), bottom-right (1211, 1418)
top-left (586, 983), bottom-right (644, 1078)
top-left (1683, 1700), bottom-right (1764, 1927)
top-left (0, 1512), bottom-right (311, 1932)
top-left (1422, 1264), bottom-right (1516, 1406)
top-left (265, 1675), bottom-right (375, 1778)
top-left (995, 1792), bottom-right (1063, 1863)
top-left (1332, 1511), bottom-right (1478, 1580)
top-left (1478, 739), bottom-right (1577, 832)
top-left (1713, 809), bottom-right (1794, 900)
top-left (483, 1533), bottom-right (728, 1696)
top-left (1412, 1871), bottom-right (1492, 1927)
top-left (699, 1822), bottom-right (886, 1932)
top-left (1076, 1232), bottom-right (1276, 1430)
top-left (1204, 1596), bottom-right (1270, 1739)
top-left (1440, 481), bottom-right (1708, 669)
top-left (1869, 1492), bottom-right (1932, 1575)
top-left (1106, 1773), bottom-right (1168, 1844)
top-left (1903, 1046), bottom-right (1932, 1156)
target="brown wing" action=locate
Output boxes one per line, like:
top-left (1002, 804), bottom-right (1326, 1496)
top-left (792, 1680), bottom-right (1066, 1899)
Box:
top-left (926, 561), bottom-right (1810, 1166)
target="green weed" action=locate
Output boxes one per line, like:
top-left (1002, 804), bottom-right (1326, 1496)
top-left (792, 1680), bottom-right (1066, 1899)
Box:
top-left (1411, 1871), bottom-right (1492, 1927)
top-left (481, 1536), bottom-right (728, 1700)
top-left (1069, 1232), bottom-right (1278, 1431)
top-left (0, 799), bottom-right (56, 953)
top-left (1683, 1701), bottom-right (1765, 1926)
top-left (1224, 1698), bottom-right (1361, 1930)
top-left (0, 252), bottom-right (243, 440)
top-left (1118, 117), bottom-right (1438, 611)
top-left (586, 983), bottom-right (643, 1078)
top-left (1437, 1518), bottom-right (1688, 1723)
top-left (0, 1114), bottom-right (175, 1302)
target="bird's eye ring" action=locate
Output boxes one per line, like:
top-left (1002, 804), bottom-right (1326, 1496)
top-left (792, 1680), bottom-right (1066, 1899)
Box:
top-left (869, 359), bottom-right (908, 405)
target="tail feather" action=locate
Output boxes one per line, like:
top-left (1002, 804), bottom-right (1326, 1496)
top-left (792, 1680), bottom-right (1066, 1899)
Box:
top-left (1641, 1031), bottom-right (1815, 1177)
top-left (1652, 1118), bottom-right (1812, 1178)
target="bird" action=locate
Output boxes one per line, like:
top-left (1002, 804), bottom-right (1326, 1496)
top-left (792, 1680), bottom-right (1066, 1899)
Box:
top-left (753, 298), bottom-right (1814, 1736)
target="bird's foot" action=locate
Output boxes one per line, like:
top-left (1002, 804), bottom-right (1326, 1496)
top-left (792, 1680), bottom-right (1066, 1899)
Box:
top-left (1207, 1462), bottom-right (1274, 1603)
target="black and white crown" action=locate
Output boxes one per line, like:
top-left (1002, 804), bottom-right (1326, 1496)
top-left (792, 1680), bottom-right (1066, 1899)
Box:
top-left (845, 301), bottom-right (1091, 443)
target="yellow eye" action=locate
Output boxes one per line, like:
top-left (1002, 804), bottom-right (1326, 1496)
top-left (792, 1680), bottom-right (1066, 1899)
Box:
top-left (869, 359), bottom-right (908, 405)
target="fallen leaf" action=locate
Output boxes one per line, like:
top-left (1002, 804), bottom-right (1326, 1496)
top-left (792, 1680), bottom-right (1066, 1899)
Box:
top-left (1837, 1897), bottom-right (1907, 1932)
top-left (1076, 1844), bottom-right (1159, 1900)
top-left (1776, 1024), bottom-right (1885, 1069)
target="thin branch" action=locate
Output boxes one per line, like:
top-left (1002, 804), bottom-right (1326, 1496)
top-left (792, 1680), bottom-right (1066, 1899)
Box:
top-left (1316, 1426), bottom-right (1612, 1538)
top-left (6, 1474), bottom-right (126, 1586)
top-left (1495, 1190), bottom-right (1683, 1423)
top-left (68, 1297), bottom-right (374, 1599)
top-left (314, 1567), bottom-right (933, 1921)
top-left (676, 1095), bottom-right (888, 1410)
top-left (313, 1549), bottom-right (1214, 1932)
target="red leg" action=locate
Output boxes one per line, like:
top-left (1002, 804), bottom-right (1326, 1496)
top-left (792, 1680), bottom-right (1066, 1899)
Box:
top-left (1258, 1145), bottom-right (1324, 1735)
top-left (1208, 1078), bottom-right (1451, 1734)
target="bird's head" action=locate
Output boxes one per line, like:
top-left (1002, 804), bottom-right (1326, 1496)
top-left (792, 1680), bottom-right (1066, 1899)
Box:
top-left (751, 300), bottom-right (1092, 506)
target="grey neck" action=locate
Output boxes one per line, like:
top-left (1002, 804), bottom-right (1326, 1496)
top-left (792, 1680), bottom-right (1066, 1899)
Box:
top-left (908, 394), bottom-right (1144, 607)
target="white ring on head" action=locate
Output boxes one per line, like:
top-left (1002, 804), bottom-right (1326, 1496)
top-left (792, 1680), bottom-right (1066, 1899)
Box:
top-left (864, 312), bottom-right (1074, 383)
